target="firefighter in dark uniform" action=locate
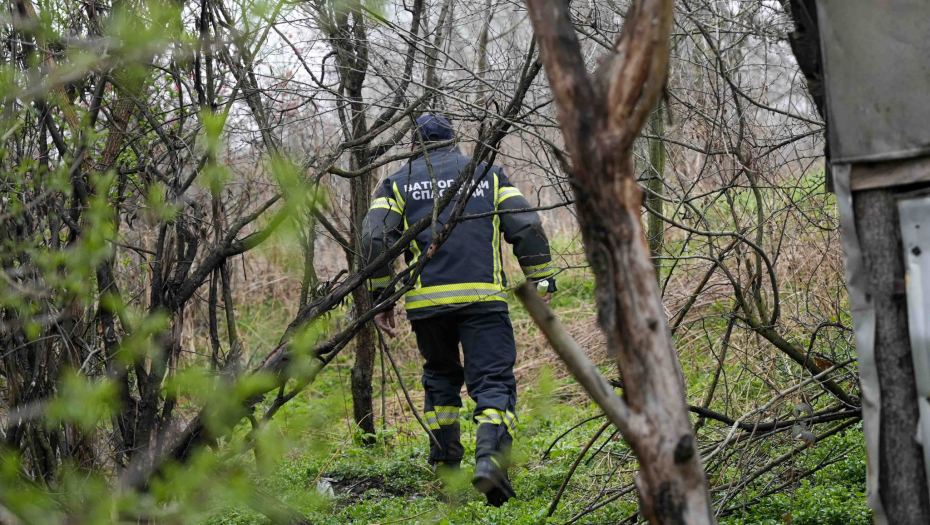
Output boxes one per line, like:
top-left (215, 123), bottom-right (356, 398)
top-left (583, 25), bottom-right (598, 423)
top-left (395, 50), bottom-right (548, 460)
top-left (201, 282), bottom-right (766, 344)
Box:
top-left (360, 114), bottom-right (557, 506)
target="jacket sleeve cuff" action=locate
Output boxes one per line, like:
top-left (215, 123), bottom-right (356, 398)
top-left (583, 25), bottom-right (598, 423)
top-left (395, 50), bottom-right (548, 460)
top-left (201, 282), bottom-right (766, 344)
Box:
top-left (520, 262), bottom-right (558, 280)
top-left (370, 287), bottom-right (397, 307)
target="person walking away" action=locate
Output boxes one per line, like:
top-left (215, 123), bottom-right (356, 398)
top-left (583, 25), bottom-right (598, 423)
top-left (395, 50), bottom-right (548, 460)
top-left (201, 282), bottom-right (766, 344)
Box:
top-left (360, 114), bottom-right (558, 506)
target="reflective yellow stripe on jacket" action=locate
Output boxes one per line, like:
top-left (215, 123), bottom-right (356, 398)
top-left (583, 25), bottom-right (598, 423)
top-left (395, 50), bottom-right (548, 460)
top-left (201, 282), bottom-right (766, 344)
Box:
top-left (366, 275), bottom-right (391, 291)
top-left (371, 197), bottom-right (402, 213)
top-left (405, 283), bottom-right (507, 310)
top-left (496, 186), bottom-right (523, 204)
top-left (521, 261), bottom-right (557, 280)
top-left (492, 174), bottom-right (502, 287)
top-left (392, 181), bottom-right (423, 289)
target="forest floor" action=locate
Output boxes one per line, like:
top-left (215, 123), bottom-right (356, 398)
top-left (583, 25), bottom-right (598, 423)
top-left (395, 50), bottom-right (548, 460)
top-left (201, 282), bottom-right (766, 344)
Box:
top-left (202, 265), bottom-right (869, 525)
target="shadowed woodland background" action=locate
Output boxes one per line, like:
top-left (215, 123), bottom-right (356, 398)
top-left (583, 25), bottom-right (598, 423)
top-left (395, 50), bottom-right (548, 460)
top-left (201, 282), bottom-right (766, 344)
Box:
top-left (0, 0), bottom-right (867, 523)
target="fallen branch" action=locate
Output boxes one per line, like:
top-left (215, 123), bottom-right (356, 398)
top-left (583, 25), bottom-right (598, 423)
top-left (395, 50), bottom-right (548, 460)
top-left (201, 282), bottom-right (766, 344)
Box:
top-left (713, 417), bottom-right (862, 516)
top-left (688, 406), bottom-right (861, 433)
top-left (703, 358), bottom-right (857, 463)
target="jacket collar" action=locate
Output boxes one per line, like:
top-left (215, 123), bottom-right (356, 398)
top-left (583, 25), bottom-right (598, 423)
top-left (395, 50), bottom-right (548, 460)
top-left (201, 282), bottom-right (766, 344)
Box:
top-left (410, 145), bottom-right (459, 162)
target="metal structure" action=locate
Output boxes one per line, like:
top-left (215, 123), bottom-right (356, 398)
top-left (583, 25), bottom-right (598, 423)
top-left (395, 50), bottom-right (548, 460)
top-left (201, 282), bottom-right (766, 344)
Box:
top-left (818, 0), bottom-right (930, 165)
top-left (817, 1), bottom-right (930, 522)
top-left (900, 195), bottom-right (930, 495)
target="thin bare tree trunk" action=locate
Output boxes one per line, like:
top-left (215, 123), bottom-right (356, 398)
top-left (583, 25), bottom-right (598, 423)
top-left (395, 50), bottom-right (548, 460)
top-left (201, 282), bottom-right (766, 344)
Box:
top-left (349, 160), bottom-right (377, 439)
top-left (325, 2), bottom-right (379, 441)
top-left (520, 0), bottom-right (715, 522)
top-left (646, 100), bottom-right (666, 278)
top-left (474, 0), bottom-right (494, 108)
top-left (423, 0), bottom-right (452, 108)
top-left (350, 288), bottom-right (377, 439)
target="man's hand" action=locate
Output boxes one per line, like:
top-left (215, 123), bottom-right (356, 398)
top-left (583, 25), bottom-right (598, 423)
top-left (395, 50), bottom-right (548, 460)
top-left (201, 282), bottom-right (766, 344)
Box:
top-left (375, 308), bottom-right (397, 338)
top-left (542, 292), bottom-right (552, 305)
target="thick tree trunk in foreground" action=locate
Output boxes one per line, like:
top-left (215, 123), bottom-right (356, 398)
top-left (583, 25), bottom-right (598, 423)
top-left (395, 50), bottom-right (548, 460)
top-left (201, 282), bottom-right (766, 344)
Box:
top-left (854, 189), bottom-right (930, 524)
top-left (522, 0), bottom-right (715, 523)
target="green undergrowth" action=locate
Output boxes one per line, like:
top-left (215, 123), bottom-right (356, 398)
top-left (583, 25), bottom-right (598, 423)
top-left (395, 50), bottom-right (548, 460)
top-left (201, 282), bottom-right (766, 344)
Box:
top-left (721, 425), bottom-right (869, 525)
top-left (202, 239), bottom-right (866, 524)
top-left (201, 321), bottom-right (866, 523)
top-left (203, 393), bottom-right (867, 525)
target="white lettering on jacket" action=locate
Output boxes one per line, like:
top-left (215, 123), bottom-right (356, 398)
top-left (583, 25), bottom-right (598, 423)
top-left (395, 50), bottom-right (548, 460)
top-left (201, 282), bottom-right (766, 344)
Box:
top-left (404, 179), bottom-right (490, 200)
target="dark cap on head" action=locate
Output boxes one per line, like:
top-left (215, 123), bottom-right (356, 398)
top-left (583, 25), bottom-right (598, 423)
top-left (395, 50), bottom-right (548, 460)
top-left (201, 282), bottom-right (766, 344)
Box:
top-left (412, 114), bottom-right (454, 143)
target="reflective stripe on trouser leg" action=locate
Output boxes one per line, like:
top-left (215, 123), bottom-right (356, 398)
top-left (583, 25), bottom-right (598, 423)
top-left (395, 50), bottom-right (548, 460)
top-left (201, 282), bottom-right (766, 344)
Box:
top-left (424, 405), bottom-right (462, 430)
top-left (458, 312), bottom-right (518, 466)
top-left (424, 405), bottom-right (464, 465)
top-left (410, 316), bottom-right (466, 466)
top-left (475, 407), bottom-right (517, 468)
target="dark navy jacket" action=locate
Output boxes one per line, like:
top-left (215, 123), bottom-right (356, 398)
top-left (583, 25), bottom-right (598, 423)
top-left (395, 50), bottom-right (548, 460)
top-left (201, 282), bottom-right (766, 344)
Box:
top-left (361, 146), bottom-right (557, 320)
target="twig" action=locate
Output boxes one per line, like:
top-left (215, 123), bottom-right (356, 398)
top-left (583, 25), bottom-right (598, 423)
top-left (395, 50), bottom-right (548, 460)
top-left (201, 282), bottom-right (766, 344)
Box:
top-left (380, 336), bottom-right (387, 432)
top-left (542, 413), bottom-right (607, 460)
top-left (716, 449), bottom-right (854, 517)
top-left (703, 357), bottom-right (857, 463)
top-left (561, 484), bottom-right (636, 525)
top-left (585, 428), bottom-right (621, 466)
top-left (693, 314), bottom-right (736, 432)
top-left (456, 200), bottom-right (575, 221)
top-left (714, 417), bottom-right (861, 514)
top-left (548, 419), bottom-right (612, 517)
top-left (377, 329), bottom-right (443, 452)
top-left (689, 406), bottom-right (861, 433)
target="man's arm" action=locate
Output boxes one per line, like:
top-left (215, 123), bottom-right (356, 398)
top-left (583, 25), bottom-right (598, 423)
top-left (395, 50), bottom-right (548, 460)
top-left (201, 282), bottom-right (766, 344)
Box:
top-left (361, 179), bottom-right (405, 304)
top-left (496, 172), bottom-right (558, 294)
top-left (361, 179), bottom-right (405, 337)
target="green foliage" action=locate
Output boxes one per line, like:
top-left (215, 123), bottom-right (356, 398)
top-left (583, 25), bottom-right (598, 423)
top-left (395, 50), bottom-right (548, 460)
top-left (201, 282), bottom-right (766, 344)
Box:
top-left (722, 480), bottom-right (870, 525)
top-left (192, 362), bottom-right (868, 525)
top-left (722, 428), bottom-right (869, 525)
top-left (46, 372), bottom-right (119, 430)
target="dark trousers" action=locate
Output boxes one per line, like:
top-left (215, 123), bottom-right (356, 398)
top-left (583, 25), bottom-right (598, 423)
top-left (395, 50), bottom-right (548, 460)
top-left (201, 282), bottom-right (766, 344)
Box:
top-left (410, 311), bottom-right (518, 465)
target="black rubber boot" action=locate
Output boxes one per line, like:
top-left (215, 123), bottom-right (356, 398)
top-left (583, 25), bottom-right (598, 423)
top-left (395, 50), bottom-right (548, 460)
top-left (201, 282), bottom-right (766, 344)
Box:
top-left (472, 457), bottom-right (515, 507)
